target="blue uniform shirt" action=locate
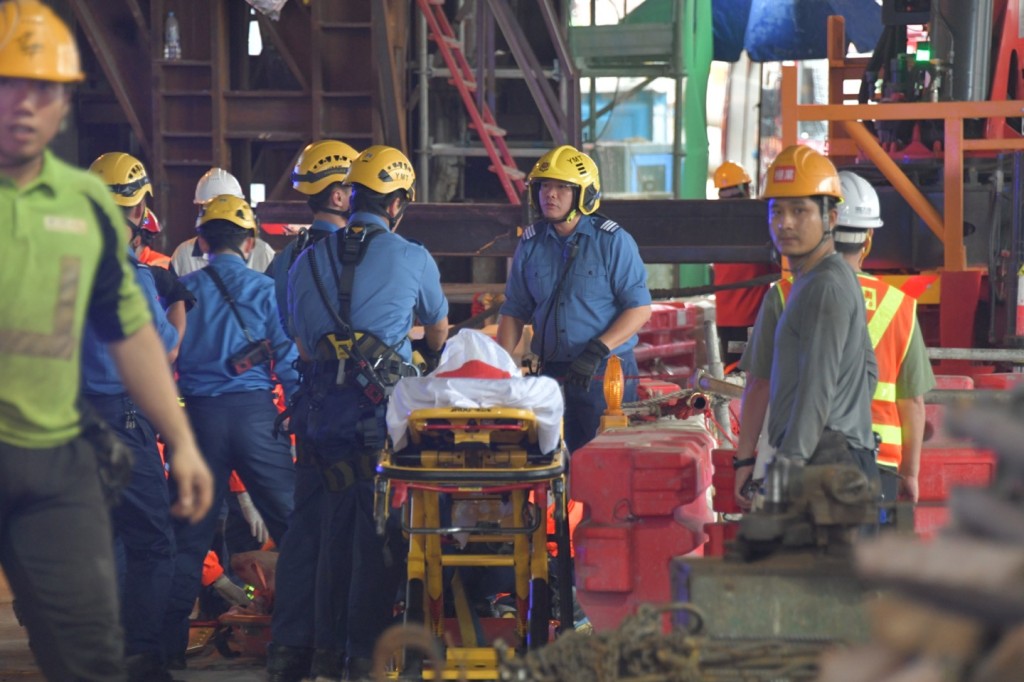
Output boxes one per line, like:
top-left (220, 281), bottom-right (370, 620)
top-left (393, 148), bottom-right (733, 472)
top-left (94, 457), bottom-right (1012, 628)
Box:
top-left (288, 211), bottom-right (448, 361)
top-left (501, 214), bottom-right (651, 362)
top-left (81, 258), bottom-right (179, 395)
top-left (268, 219), bottom-right (341, 336)
top-left (177, 254), bottom-right (300, 398)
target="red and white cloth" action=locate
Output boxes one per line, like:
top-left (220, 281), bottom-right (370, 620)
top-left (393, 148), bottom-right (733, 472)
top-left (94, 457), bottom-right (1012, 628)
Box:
top-left (386, 329), bottom-right (564, 453)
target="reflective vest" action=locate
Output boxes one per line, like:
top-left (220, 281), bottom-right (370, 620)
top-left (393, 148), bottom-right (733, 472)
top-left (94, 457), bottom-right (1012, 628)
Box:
top-left (137, 246), bottom-right (171, 269)
top-left (777, 273), bottom-right (916, 468)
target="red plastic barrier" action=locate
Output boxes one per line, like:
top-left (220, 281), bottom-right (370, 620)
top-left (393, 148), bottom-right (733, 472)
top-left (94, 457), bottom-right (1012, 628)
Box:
top-left (573, 428), bottom-right (714, 524)
top-left (913, 503), bottom-right (949, 540)
top-left (917, 447), bottom-right (997, 503)
top-left (572, 423), bottom-right (715, 631)
top-left (575, 515), bottom-right (704, 631)
top-left (924, 375), bottom-right (974, 446)
top-left (973, 373), bottom-right (1024, 390)
top-left (710, 448), bottom-right (741, 514)
top-left (703, 521), bottom-right (739, 557)
top-left (637, 378), bottom-right (683, 403)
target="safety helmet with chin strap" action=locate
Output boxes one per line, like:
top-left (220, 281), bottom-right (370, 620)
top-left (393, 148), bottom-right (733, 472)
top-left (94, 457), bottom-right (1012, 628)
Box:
top-left (195, 194), bottom-right (257, 233)
top-left (761, 145), bottom-right (843, 202)
top-left (292, 140), bottom-right (359, 195)
top-left (89, 152), bottom-right (152, 208)
top-left (836, 170), bottom-right (883, 233)
top-left (345, 145), bottom-right (416, 199)
top-left (527, 145), bottom-right (602, 220)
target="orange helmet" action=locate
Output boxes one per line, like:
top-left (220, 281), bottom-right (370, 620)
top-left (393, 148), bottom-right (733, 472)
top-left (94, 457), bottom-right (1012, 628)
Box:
top-left (0, 0), bottom-right (84, 83)
top-left (761, 145), bottom-right (843, 201)
top-left (713, 161), bottom-right (751, 189)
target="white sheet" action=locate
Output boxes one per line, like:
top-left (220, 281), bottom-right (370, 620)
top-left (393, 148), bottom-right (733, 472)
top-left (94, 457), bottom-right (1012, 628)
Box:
top-left (386, 330), bottom-right (564, 454)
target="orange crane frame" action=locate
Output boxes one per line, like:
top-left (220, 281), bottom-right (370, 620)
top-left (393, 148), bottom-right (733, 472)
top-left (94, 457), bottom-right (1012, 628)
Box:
top-left (780, 16), bottom-right (1024, 360)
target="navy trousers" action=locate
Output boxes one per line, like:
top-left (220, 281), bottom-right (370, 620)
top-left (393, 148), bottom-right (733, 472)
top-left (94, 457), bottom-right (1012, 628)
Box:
top-left (162, 390), bottom-right (295, 660)
top-left (86, 393), bottom-right (175, 660)
top-left (297, 386), bottom-right (403, 661)
top-left (544, 352), bottom-right (639, 454)
top-left (269, 456), bottom-right (332, 651)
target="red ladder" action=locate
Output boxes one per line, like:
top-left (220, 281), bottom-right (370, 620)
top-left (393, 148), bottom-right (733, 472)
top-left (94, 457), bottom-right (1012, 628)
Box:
top-left (415, 0), bottom-right (526, 204)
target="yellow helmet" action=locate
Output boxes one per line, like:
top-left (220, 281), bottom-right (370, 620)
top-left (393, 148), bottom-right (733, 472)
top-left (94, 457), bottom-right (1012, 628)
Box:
top-left (291, 140), bottom-right (359, 195)
top-left (527, 145), bottom-right (601, 215)
top-left (713, 161), bottom-right (752, 189)
top-left (195, 194), bottom-right (257, 233)
top-left (89, 152), bottom-right (152, 207)
top-left (0, 0), bottom-right (84, 83)
top-left (761, 145), bottom-right (843, 201)
top-left (346, 145), bottom-right (415, 199)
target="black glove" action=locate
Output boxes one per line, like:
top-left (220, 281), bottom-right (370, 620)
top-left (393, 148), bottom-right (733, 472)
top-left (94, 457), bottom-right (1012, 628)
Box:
top-left (564, 338), bottom-right (610, 391)
top-left (411, 337), bottom-right (444, 374)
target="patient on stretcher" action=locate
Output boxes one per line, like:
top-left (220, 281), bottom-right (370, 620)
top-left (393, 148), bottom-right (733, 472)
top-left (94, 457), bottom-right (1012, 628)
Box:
top-left (386, 329), bottom-right (564, 455)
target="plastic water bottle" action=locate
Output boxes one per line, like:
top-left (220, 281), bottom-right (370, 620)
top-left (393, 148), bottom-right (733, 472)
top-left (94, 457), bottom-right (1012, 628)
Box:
top-left (163, 11), bottom-right (181, 60)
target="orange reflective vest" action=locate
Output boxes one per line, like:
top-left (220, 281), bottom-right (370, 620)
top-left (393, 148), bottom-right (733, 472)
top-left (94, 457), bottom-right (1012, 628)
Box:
top-left (138, 246), bottom-right (171, 269)
top-left (777, 273), bottom-right (916, 468)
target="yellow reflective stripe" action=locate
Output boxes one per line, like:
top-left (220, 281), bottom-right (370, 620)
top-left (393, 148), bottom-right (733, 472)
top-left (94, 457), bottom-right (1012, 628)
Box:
top-left (866, 285), bottom-right (903, 348)
top-left (0, 257), bottom-right (81, 360)
top-left (873, 381), bottom-right (896, 402)
top-left (873, 423), bottom-right (902, 446)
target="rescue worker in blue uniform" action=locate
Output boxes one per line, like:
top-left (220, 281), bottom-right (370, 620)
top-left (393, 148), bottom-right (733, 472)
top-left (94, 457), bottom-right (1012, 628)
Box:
top-left (498, 145), bottom-right (652, 453)
top-left (162, 195), bottom-right (300, 667)
top-left (287, 145), bottom-right (448, 680)
top-left (266, 139), bottom-right (358, 682)
top-left (83, 152), bottom-right (181, 682)
top-left (268, 139), bottom-right (358, 336)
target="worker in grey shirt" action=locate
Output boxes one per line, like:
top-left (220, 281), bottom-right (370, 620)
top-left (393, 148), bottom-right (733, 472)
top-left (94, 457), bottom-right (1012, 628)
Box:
top-left (733, 146), bottom-right (877, 506)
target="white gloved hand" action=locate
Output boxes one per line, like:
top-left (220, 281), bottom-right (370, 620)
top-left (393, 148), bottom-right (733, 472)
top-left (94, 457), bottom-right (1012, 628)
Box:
top-left (236, 491), bottom-right (269, 544)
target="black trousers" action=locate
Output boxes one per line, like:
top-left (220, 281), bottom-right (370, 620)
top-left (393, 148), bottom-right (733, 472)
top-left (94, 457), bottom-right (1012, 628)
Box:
top-left (0, 438), bottom-right (126, 681)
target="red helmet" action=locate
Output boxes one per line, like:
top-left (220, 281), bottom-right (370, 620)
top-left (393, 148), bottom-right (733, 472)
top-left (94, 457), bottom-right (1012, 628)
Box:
top-left (140, 208), bottom-right (162, 234)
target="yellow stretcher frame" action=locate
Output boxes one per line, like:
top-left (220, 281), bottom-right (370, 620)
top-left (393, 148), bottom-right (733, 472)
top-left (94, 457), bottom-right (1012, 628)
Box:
top-left (374, 407), bottom-right (571, 680)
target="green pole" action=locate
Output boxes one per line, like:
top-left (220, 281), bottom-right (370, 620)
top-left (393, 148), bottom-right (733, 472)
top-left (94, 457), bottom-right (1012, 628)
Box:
top-left (677, 0), bottom-right (714, 286)
top-left (681, 0), bottom-right (712, 200)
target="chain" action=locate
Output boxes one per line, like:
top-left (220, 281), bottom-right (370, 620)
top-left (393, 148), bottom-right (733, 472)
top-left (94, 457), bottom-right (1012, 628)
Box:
top-left (622, 389), bottom-right (694, 414)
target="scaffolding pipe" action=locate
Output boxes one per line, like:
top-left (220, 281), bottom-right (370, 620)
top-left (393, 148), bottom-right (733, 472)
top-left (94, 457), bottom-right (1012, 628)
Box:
top-left (926, 347), bottom-right (1024, 363)
top-left (417, 9), bottom-right (430, 201)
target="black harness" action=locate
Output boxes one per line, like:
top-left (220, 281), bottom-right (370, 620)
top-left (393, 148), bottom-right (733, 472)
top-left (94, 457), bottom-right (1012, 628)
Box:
top-left (305, 224), bottom-right (417, 405)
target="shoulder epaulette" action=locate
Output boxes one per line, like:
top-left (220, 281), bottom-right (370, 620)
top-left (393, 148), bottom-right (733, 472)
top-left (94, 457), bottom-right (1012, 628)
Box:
top-left (597, 218), bottom-right (621, 234)
top-left (522, 224), bottom-right (538, 240)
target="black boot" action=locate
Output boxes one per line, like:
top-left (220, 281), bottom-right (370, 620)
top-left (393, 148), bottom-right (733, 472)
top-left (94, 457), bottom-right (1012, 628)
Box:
top-left (346, 656), bottom-right (374, 681)
top-left (310, 648), bottom-right (346, 679)
top-left (266, 642), bottom-right (314, 682)
top-left (126, 652), bottom-right (175, 682)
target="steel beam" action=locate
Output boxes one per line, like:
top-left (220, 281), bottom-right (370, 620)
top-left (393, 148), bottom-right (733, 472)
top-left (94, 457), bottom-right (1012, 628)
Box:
top-left (257, 199), bottom-right (773, 262)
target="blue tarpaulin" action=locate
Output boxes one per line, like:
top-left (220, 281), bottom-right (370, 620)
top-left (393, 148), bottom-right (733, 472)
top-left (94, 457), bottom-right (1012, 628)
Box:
top-left (712, 0), bottom-right (883, 62)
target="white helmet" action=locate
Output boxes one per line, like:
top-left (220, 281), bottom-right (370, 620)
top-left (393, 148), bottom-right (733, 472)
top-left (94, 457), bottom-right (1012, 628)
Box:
top-left (194, 167), bottom-right (245, 205)
top-left (836, 171), bottom-right (883, 230)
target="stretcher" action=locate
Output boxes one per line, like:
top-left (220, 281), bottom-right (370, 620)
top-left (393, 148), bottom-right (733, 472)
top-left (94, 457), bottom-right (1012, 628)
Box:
top-left (375, 405), bottom-right (572, 680)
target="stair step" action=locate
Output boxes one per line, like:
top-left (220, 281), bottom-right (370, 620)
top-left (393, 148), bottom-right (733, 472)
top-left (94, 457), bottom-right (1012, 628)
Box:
top-left (449, 78), bottom-right (476, 92)
top-left (471, 122), bottom-right (507, 138)
top-left (489, 165), bottom-right (526, 181)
